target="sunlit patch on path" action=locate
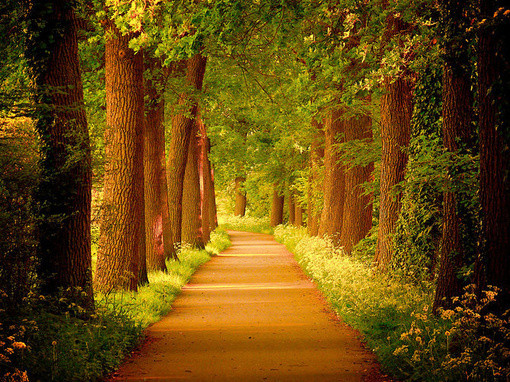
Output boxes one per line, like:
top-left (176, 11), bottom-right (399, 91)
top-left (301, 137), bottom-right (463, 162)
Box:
top-left (109, 230), bottom-right (389, 382)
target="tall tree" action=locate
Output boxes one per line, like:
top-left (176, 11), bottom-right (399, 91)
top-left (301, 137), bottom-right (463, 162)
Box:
top-left (318, 108), bottom-right (345, 242)
top-left (270, 183), bottom-right (284, 227)
top-left (339, 113), bottom-right (374, 253)
top-left (144, 56), bottom-right (169, 272)
top-left (476, 0), bottom-right (510, 309)
top-left (182, 119), bottom-right (205, 248)
top-left (433, 0), bottom-right (475, 311)
top-left (374, 13), bottom-right (413, 271)
top-left (307, 118), bottom-right (324, 236)
top-left (95, 23), bottom-right (145, 292)
top-left (27, 0), bottom-right (93, 308)
top-left (198, 116), bottom-right (213, 243)
top-left (167, 53), bottom-right (207, 257)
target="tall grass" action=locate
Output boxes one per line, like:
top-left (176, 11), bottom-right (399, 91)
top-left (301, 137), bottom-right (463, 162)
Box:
top-left (218, 214), bottom-right (273, 234)
top-left (274, 225), bottom-right (510, 381)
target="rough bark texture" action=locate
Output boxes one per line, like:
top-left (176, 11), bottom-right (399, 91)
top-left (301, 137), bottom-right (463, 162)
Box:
top-left (374, 77), bottom-right (413, 271)
top-left (31, 1), bottom-right (93, 308)
top-left (477, 0), bottom-right (510, 309)
top-left (339, 114), bottom-right (374, 253)
top-left (234, 176), bottom-right (247, 217)
top-left (307, 118), bottom-right (324, 236)
top-left (270, 185), bottom-right (284, 227)
top-left (198, 118), bottom-right (212, 243)
top-left (182, 120), bottom-right (205, 248)
top-left (167, 54), bottom-right (207, 257)
top-left (208, 162), bottom-right (219, 230)
top-left (433, 50), bottom-right (473, 311)
top-left (95, 24), bottom-right (144, 292)
top-left (144, 56), bottom-right (168, 272)
top-left (318, 109), bottom-right (345, 242)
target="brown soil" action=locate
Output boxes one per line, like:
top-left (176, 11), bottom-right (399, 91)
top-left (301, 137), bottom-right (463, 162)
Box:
top-left (108, 230), bottom-right (392, 381)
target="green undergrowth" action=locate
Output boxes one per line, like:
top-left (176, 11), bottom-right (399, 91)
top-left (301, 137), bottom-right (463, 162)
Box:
top-left (274, 225), bottom-right (510, 382)
top-left (218, 214), bottom-right (273, 234)
top-left (4, 229), bottom-right (230, 382)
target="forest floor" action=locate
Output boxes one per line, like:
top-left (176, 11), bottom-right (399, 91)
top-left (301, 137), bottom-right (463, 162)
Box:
top-left (107, 230), bottom-right (392, 382)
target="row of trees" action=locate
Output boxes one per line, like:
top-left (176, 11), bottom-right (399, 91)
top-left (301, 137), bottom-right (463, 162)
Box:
top-left (207, 0), bottom-right (509, 312)
top-left (1, 0), bottom-right (509, 318)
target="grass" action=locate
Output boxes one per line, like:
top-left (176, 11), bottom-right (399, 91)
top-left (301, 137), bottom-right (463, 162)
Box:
top-left (218, 214), bottom-right (273, 234)
top-left (273, 225), bottom-right (510, 382)
top-left (3, 228), bottom-right (230, 382)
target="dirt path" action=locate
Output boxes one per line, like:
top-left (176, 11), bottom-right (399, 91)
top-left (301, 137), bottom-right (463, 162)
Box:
top-left (109, 231), bottom-right (389, 381)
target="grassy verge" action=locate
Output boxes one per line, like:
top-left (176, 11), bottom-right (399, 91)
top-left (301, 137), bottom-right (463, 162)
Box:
top-left (6, 229), bottom-right (230, 382)
top-left (218, 214), bottom-right (273, 234)
top-left (274, 225), bottom-right (509, 382)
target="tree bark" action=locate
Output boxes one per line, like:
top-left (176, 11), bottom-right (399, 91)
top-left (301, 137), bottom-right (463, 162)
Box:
top-left (374, 77), bottom-right (413, 271)
top-left (234, 176), bottom-right (247, 216)
top-left (167, 54), bottom-right (207, 257)
top-left (433, 34), bottom-right (474, 311)
top-left (270, 184), bottom-right (284, 227)
top-left (209, 161), bottom-right (219, 230)
top-left (95, 23), bottom-right (145, 292)
top-left (144, 56), bottom-right (168, 272)
top-left (307, 118), bottom-right (324, 236)
top-left (198, 117), bottom-right (212, 243)
top-left (295, 204), bottom-right (303, 227)
top-left (29, 0), bottom-right (93, 309)
top-left (339, 113), bottom-right (374, 253)
top-left (476, 0), bottom-right (510, 310)
top-left (318, 109), bottom-right (345, 243)
top-left (288, 189), bottom-right (296, 225)
top-left (182, 120), bottom-right (205, 248)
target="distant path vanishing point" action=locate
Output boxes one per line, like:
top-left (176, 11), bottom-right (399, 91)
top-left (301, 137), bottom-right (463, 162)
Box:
top-left (109, 230), bottom-right (390, 382)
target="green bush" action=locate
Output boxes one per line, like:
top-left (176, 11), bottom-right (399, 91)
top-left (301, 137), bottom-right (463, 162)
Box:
top-left (219, 214), bottom-right (273, 234)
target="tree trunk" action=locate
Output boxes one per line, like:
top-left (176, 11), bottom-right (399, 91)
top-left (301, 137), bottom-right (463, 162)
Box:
top-left (234, 176), bottom-right (247, 216)
top-left (270, 184), bottom-right (284, 227)
top-left (339, 113), bottom-right (374, 253)
top-left (167, 54), bottom-right (207, 257)
top-left (144, 56), bottom-right (168, 272)
top-left (295, 204), bottom-right (303, 227)
top-left (374, 77), bottom-right (413, 271)
top-left (307, 118), bottom-right (324, 236)
top-left (95, 23), bottom-right (144, 292)
top-left (433, 37), bottom-right (474, 312)
top-left (182, 120), bottom-right (205, 248)
top-left (198, 117), bottom-right (212, 243)
top-left (476, 0), bottom-right (510, 310)
top-left (318, 109), bottom-right (345, 243)
top-left (288, 189), bottom-right (296, 225)
top-left (209, 161), bottom-right (219, 230)
top-left (29, 0), bottom-right (93, 309)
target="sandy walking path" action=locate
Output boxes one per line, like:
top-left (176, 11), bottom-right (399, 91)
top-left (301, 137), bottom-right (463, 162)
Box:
top-left (109, 230), bottom-right (388, 382)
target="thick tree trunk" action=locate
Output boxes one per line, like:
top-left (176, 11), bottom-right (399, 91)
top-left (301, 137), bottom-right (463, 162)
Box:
top-left (374, 77), bottom-right (413, 271)
top-left (234, 176), bottom-right (247, 216)
top-left (433, 54), bottom-right (473, 311)
top-left (144, 56), bottom-right (168, 272)
top-left (307, 118), bottom-right (324, 236)
top-left (95, 24), bottom-right (145, 292)
top-left (30, 1), bottom-right (93, 308)
top-left (182, 120), bottom-right (205, 248)
top-left (167, 54), bottom-right (207, 257)
top-left (476, 0), bottom-right (510, 309)
top-left (339, 113), bottom-right (374, 253)
top-left (270, 184), bottom-right (284, 227)
top-left (318, 109), bottom-right (345, 243)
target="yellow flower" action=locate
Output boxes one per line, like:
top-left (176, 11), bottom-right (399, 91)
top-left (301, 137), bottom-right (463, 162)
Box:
top-left (51, 341), bottom-right (57, 346)
top-left (12, 342), bottom-right (26, 350)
